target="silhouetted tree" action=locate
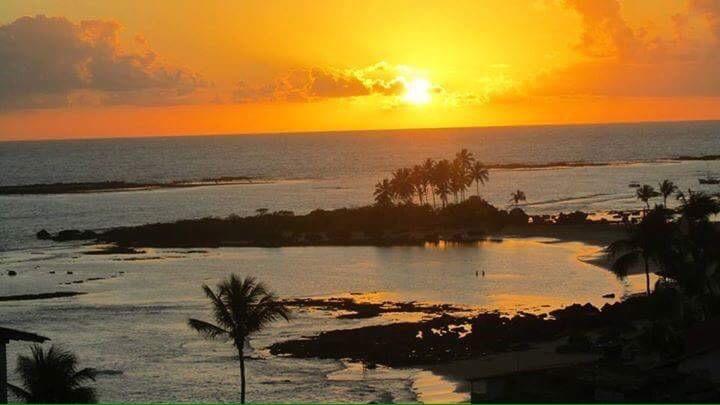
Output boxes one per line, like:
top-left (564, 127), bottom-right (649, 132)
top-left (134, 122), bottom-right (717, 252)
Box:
top-left (421, 158), bottom-right (436, 208)
top-left (373, 178), bottom-right (394, 208)
top-left (432, 159), bottom-right (452, 208)
top-left (510, 190), bottom-right (526, 207)
top-left (189, 275), bottom-right (290, 403)
top-left (607, 208), bottom-right (676, 295)
top-left (658, 179), bottom-right (677, 208)
top-left (9, 345), bottom-right (97, 403)
top-left (636, 184), bottom-right (660, 214)
top-left (390, 168), bottom-right (415, 205)
top-left (469, 161), bottom-right (489, 196)
top-left (411, 165), bottom-right (426, 204)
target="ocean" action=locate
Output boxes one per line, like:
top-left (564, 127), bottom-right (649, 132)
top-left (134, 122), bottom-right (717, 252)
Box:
top-left (0, 121), bottom-right (718, 402)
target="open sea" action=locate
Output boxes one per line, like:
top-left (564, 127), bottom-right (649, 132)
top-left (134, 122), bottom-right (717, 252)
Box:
top-left (1, 121), bottom-right (719, 402)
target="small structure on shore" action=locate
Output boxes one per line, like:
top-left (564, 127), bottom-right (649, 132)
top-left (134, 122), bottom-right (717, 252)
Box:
top-left (0, 327), bottom-right (49, 404)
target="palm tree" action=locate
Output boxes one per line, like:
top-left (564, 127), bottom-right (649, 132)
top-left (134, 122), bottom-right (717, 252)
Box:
top-left (373, 178), bottom-right (394, 208)
top-left (658, 180), bottom-right (677, 208)
top-left (421, 158), bottom-right (436, 207)
top-left (410, 164), bottom-right (426, 204)
top-left (454, 149), bottom-right (474, 201)
top-left (510, 190), bottom-right (526, 207)
top-left (432, 159), bottom-right (452, 208)
top-left (455, 148), bottom-right (474, 171)
top-left (449, 159), bottom-right (466, 203)
top-left (674, 190), bottom-right (720, 298)
top-left (606, 208), bottom-right (675, 295)
top-left (188, 275), bottom-right (290, 403)
top-left (636, 184), bottom-right (660, 214)
top-left (9, 345), bottom-right (97, 403)
top-left (390, 168), bottom-right (415, 205)
top-left (469, 161), bottom-right (489, 196)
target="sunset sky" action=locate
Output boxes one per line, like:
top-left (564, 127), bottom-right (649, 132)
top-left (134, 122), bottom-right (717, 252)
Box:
top-left (2, 0), bottom-right (720, 140)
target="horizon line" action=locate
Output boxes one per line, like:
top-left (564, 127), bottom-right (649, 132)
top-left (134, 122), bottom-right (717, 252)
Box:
top-left (3, 117), bottom-right (720, 143)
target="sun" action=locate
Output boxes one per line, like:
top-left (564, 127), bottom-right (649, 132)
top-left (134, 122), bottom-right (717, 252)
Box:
top-left (402, 78), bottom-right (432, 105)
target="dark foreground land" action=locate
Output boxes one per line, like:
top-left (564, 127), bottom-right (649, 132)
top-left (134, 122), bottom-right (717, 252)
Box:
top-left (274, 293), bottom-right (720, 401)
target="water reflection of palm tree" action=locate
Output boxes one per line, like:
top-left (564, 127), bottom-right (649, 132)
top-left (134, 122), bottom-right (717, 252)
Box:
top-left (188, 275), bottom-right (290, 404)
top-left (9, 345), bottom-right (97, 403)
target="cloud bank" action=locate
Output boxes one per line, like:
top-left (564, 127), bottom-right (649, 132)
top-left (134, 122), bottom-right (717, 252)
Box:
top-left (233, 62), bottom-right (407, 103)
top-left (0, 15), bottom-right (203, 109)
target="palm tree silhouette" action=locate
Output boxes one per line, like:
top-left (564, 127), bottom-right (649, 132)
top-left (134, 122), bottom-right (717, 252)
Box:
top-left (390, 168), bottom-right (415, 205)
top-left (411, 165), bottom-right (426, 204)
top-left (636, 184), bottom-right (659, 214)
top-left (674, 190), bottom-right (720, 298)
top-left (188, 275), bottom-right (290, 404)
top-left (455, 148), bottom-right (474, 170)
top-left (9, 345), bottom-right (97, 403)
top-left (510, 190), bottom-right (526, 207)
top-left (432, 159), bottom-right (452, 208)
top-left (658, 180), bottom-right (677, 208)
top-left (373, 178), bottom-right (394, 208)
top-left (469, 161), bottom-right (489, 197)
top-left (606, 208), bottom-right (675, 295)
top-left (421, 158), bottom-right (436, 208)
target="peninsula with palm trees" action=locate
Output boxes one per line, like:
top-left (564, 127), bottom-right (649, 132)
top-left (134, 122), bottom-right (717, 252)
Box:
top-left (38, 149), bottom-right (630, 249)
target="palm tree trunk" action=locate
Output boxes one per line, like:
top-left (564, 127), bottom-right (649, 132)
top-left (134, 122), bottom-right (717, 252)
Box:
top-left (476, 181), bottom-right (479, 196)
top-left (644, 257), bottom-right (650, 296)
top-left (238, 347), bottom-right (246, 404)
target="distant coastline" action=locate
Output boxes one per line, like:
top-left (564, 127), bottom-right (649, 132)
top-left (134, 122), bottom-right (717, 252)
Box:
top-left (0, 176), bottom-right (269, 195)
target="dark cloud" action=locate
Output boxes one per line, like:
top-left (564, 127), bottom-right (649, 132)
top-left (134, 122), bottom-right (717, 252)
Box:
top-left (234, 65), bottom-right (404, 103)
top-left (0, 15), bottom-right (202, 109)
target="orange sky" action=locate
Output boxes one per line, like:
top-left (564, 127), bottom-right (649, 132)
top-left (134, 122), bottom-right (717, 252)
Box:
top-left (2, 0), bottom-right (720, 140)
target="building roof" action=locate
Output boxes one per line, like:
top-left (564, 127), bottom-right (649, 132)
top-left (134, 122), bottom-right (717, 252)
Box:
top-left (0, 327), bottom-right (49, 343)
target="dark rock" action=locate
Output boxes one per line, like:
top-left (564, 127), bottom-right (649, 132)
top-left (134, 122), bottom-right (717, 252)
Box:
top-left (36, 229), bottom-right (51, 239)
top-left (8, 270), bottom-right (17, 276)
top-left (602, 293), bottom-right (616, 299)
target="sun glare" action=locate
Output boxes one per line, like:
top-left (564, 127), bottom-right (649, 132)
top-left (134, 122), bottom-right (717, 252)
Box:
top-left (403, 78), bottom-right (432, 105)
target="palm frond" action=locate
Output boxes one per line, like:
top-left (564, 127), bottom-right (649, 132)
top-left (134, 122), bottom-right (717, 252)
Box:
top-left (202, 284), bottom-right (235, 329)
top-left (7, 383), bottom-right (31, 401)
top-left (188, 318), bottom-right (230, 340)
top-left (611, 251), bottom-right (642, 279)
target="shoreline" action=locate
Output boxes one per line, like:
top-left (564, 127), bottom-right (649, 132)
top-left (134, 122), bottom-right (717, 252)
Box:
top-left (0, 178), bottom-right (271, 195)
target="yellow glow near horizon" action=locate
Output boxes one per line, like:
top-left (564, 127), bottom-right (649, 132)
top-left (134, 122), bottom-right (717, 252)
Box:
top-left (402, 78), bottom-right (432, 105)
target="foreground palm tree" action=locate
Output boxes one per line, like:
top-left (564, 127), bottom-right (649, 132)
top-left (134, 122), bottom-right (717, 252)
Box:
top-left (658, 179), bottom-right (677, 208)
top-left (636, 184), bottom-right (659, 214)
top-left (607, 208), bottom-right (675, 295)
top-left (189, 275), bottom-right (290, 403)
top-left (469, 161), bottom-right (489, 197)
top-left (510, 190), bottom-right (526, 207)
top-left (9, 345), bottom-right (97, 403)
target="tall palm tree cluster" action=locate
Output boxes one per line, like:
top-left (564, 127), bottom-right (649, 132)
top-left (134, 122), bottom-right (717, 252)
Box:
top-left (374, 149), bottom-right (490, 209)
top-left (609, 180), bottom-right (720, 319)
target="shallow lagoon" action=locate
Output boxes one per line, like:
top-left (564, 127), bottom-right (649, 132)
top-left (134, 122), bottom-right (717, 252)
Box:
top-left (1, 239), bottom-right (646, 402)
